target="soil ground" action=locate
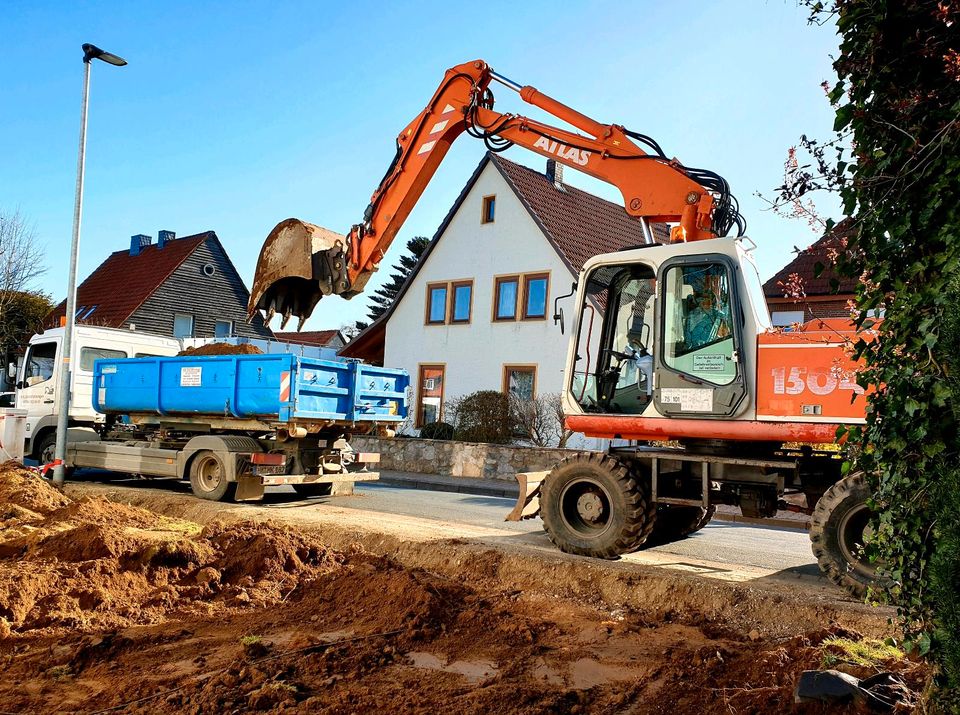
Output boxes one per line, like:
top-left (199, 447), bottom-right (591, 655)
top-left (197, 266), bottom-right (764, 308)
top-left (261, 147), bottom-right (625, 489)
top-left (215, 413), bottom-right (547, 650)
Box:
top-left (0, 462), bottom-right (927, 713)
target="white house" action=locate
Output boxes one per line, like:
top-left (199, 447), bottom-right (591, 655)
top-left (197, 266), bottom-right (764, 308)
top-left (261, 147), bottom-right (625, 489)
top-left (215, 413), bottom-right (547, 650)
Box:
top-left (342, 152), bottom-right (668, 442)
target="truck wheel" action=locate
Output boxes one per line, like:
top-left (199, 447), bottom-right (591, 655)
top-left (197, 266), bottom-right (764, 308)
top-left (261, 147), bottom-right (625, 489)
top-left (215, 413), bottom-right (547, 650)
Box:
top-left (810, 473), bottom-right (881, 598)
top-left (648, 504), bottom-right (716, 545)
top-left (36, 433), bottom-right (75, 478)
top-left (541, 453), bottom-right (655, 559)
top-left (189, 451), bottom-right (236, 502)
top-left (37, 432), bottom-right (58, 464)
top-left (292, 483), bottom-right (333, 497)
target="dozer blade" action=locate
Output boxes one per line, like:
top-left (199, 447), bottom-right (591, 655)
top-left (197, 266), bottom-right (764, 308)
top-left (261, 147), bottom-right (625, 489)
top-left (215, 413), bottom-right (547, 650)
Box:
top-left (505, 470), bottom-right (547, 522)
top-left (248, 218), bottom-right (349, 330)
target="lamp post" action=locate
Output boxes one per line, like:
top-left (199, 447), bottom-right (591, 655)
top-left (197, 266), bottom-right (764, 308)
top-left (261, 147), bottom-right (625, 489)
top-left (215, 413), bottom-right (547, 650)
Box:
top-left (52, 44), bottom-right (127, 487)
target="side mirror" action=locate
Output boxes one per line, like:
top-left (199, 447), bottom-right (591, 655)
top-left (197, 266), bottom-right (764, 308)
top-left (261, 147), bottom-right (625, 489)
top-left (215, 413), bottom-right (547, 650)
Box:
top-left (553, 282), bottom-right (577, 335)
top-left (7, 363), bottom-right (16, 379)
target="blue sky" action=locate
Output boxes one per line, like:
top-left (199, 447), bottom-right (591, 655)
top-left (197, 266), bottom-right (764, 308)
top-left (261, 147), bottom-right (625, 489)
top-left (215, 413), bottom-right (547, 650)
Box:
top-left (1, 1), bottom-right (841, 332)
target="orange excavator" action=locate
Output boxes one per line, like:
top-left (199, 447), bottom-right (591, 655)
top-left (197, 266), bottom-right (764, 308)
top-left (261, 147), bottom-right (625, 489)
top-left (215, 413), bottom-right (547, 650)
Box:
top-left (249, 60), bottom-right (875, 597)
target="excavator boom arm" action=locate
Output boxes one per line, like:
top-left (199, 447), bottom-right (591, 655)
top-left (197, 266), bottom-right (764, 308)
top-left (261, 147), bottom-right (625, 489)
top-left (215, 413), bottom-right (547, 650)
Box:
top-left (249, 60), bottom-right (743, 328)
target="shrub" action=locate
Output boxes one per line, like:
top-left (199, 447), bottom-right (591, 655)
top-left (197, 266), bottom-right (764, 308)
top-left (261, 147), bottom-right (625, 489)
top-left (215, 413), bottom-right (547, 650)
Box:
top-left (448, 390), bottom-right (514, 444)
top-left (509, 392), bottom-right (574, 448)
top-left (419, 421), bottom-right (454, 440)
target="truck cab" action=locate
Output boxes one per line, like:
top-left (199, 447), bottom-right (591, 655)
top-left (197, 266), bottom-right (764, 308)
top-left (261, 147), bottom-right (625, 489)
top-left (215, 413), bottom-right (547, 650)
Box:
top-left (15, 326), bottom-right (180, 459)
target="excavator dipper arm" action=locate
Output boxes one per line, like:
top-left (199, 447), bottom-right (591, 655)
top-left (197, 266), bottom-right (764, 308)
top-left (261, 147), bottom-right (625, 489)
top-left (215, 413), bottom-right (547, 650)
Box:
top-left (249, 60), bottom-right (744, 329)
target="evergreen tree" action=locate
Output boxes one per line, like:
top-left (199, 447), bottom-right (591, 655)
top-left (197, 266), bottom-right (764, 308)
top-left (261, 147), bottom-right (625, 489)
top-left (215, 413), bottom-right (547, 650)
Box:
top-left (365, 236), bottom-right (429, 322)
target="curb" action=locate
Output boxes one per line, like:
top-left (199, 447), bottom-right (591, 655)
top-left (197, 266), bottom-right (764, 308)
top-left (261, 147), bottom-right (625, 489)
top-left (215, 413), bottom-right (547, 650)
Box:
top-left (377, 475), bottom-right (518, 500)
top-left (712, 512), bottom-right (810, 532)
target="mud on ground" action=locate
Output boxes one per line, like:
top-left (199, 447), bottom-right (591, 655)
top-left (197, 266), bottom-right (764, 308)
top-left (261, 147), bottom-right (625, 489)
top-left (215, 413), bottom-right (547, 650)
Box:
top-left (0, 462), bottom-right (927, 713)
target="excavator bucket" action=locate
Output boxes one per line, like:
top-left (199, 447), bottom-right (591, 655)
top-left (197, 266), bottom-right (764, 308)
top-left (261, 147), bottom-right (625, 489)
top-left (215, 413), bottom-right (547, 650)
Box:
top-left (248, 218), bottom-right (349, 330)
top-left (505, 470), bottom-right (548, 522)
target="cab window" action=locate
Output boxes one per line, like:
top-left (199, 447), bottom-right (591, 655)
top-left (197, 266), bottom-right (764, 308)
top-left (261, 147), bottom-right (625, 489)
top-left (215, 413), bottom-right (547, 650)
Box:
top-left (23, 342), bottom-right (56, 386)
top-left (80, 347), bottom-right (127, 372)
top-left (570, 263), bottom-right (656, 414)
top-left (662, 262), bottom-right (737, 385)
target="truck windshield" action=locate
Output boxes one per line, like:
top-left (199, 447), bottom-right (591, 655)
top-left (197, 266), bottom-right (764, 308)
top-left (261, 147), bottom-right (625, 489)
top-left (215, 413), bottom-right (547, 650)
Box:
top-left (24, 342), bottom-right (56, 386)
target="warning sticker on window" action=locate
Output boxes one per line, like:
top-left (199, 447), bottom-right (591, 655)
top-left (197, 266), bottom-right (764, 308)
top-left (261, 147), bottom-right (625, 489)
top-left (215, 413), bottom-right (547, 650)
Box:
top-left (660, 387), bottom-right (713, 412)
top-left (180, 366), bottom-right (202, 386)
top-left (692, 354), bottom-right (726, 372)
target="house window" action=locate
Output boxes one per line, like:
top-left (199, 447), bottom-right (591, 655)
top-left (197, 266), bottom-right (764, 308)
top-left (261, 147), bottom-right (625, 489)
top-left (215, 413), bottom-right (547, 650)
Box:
top-left (79, 347), bottom-right (127, 372)
top-left (481, 195), bottom-right (496, 224)
top-left (522, 273), bottom-right (550, 320)
top-left (426, 280), bottom-right (473, 325)
top-left (417, 364), bottom-right (445, 427)
top-left (494, 276), bottom-right (519, 321)
top-left (771, 310), bottom-right (805, 328)
top-left (173, 313), bottom-right (194, 338)
top-left (503, 365), bottom-right (536, 401)
top-left (426, 284), bottom-right (448, 325)
top-left (214, 320), bottom-right (233, 338)
top-left (451, 281), bottom-right (473, 323)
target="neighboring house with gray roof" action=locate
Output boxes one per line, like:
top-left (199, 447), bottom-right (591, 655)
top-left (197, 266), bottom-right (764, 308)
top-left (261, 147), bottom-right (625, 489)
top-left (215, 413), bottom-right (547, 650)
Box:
top-left (343, 152), bottom-right (667, 438)
top-left (48, 230), bottom-right (273, 340)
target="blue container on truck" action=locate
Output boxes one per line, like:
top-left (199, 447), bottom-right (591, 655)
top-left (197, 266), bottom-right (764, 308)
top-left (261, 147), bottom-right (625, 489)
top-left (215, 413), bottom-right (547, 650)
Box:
top-left (92, 354), bottom-right (409, 424)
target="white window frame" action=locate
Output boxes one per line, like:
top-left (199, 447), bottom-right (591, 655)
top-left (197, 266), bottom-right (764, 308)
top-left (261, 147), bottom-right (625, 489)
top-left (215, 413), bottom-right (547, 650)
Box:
top-left (173, 313), bottom-right (195, 338)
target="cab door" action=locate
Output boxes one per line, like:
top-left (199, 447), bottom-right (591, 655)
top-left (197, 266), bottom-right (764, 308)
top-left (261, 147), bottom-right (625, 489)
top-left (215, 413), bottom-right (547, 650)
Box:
top-left (654, 254), bottom-right (747, 418)
top-left (16, 339), bottom-right (60, 417)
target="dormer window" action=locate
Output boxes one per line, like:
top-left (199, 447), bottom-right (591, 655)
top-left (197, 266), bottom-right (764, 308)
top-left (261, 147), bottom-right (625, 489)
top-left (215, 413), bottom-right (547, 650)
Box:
top-left (481, 195), bottom-right (496, 224)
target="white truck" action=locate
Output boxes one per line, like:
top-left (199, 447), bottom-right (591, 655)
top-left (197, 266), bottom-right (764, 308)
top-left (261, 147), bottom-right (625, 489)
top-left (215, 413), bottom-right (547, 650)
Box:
top-left (11, 326), bottom-right (180, 462)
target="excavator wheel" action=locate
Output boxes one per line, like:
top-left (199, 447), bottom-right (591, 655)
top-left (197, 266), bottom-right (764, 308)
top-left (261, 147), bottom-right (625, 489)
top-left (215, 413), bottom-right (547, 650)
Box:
top-left (810, 473), bottom-right (884, 599)
top-left (541, 453), bottom-right (656, 559)
top-left (647, 504), bottom-right (716, 545)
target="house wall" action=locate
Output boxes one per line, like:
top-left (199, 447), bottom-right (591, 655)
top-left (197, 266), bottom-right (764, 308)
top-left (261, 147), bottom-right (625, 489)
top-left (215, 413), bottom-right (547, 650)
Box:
top-left (127, 237), bottom-right (272, 339)
top-left (383, 161), bottom-right (584, 443)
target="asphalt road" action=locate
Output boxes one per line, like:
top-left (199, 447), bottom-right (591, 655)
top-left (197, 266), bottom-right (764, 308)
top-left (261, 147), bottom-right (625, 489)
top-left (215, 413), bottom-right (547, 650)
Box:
top-left (72, 471), bottom-right (820, 578)
top-left (327, 483), bottom-right (819, 575)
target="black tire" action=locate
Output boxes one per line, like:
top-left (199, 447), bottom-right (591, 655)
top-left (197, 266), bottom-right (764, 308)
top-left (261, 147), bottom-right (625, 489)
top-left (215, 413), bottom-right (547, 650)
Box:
top-left (189, 451), bottom-right (236, 502)
top-left (36, 432), bottom-right (75, 479)
top-left (292, 482), bottom-right (333, 497)
top-left (810, 473), bottom-right (883, 598)
top-left (647, 504), bottom-right (716, 545)
top-left (541, 453), bottom-right (656, 559)
top-left (36, 432), bottom-right (58, 464)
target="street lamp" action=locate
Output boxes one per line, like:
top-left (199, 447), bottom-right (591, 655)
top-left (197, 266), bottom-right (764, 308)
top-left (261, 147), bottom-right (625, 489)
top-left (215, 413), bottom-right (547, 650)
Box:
top-left (51, 44), bottom-right (127, 487)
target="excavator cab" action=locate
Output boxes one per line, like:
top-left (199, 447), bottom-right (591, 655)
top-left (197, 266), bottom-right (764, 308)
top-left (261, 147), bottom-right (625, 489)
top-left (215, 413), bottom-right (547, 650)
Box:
top-left (562, 237), bottom-right (769, 431)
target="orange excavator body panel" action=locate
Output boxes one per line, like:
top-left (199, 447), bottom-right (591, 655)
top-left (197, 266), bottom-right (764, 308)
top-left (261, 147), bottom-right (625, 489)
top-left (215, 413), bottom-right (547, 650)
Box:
top-left (565, 319), bottom-right (871, 445)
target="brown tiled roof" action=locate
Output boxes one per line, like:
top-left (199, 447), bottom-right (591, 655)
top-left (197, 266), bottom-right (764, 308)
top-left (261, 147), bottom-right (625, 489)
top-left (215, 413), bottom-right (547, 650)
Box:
top-left (274, 330), bottom-right (343, 347)
top-left (763, 219), bottom-right (858, 298)
top-left (494, 156), bottom-right (670, 273)
top-left (48, 233), bottom-right (208, 327)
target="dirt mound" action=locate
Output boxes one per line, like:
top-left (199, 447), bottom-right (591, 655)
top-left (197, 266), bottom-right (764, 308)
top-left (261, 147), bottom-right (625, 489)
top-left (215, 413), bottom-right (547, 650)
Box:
top-left (0, 460), bottom-right (70, 515)
top-left (177, 342), bottom-right (264, 356)
top-left (0, 476), bottom-right (343, 636)
top-left (0, 465), bottom-right (929, 713)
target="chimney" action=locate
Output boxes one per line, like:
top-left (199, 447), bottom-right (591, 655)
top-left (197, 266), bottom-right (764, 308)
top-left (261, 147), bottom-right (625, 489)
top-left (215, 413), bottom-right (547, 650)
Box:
top-left (157, 230), bottom-right (175, 249)
top-left (545, 159), bottom-right (564, 188)
top-left (129, 234), bottom-right (152, 256)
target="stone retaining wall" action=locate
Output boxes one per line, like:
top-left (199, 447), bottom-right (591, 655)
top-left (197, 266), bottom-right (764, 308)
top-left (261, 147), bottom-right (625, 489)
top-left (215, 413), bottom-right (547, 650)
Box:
top-left (351, 436), bottom-right (591, 481)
